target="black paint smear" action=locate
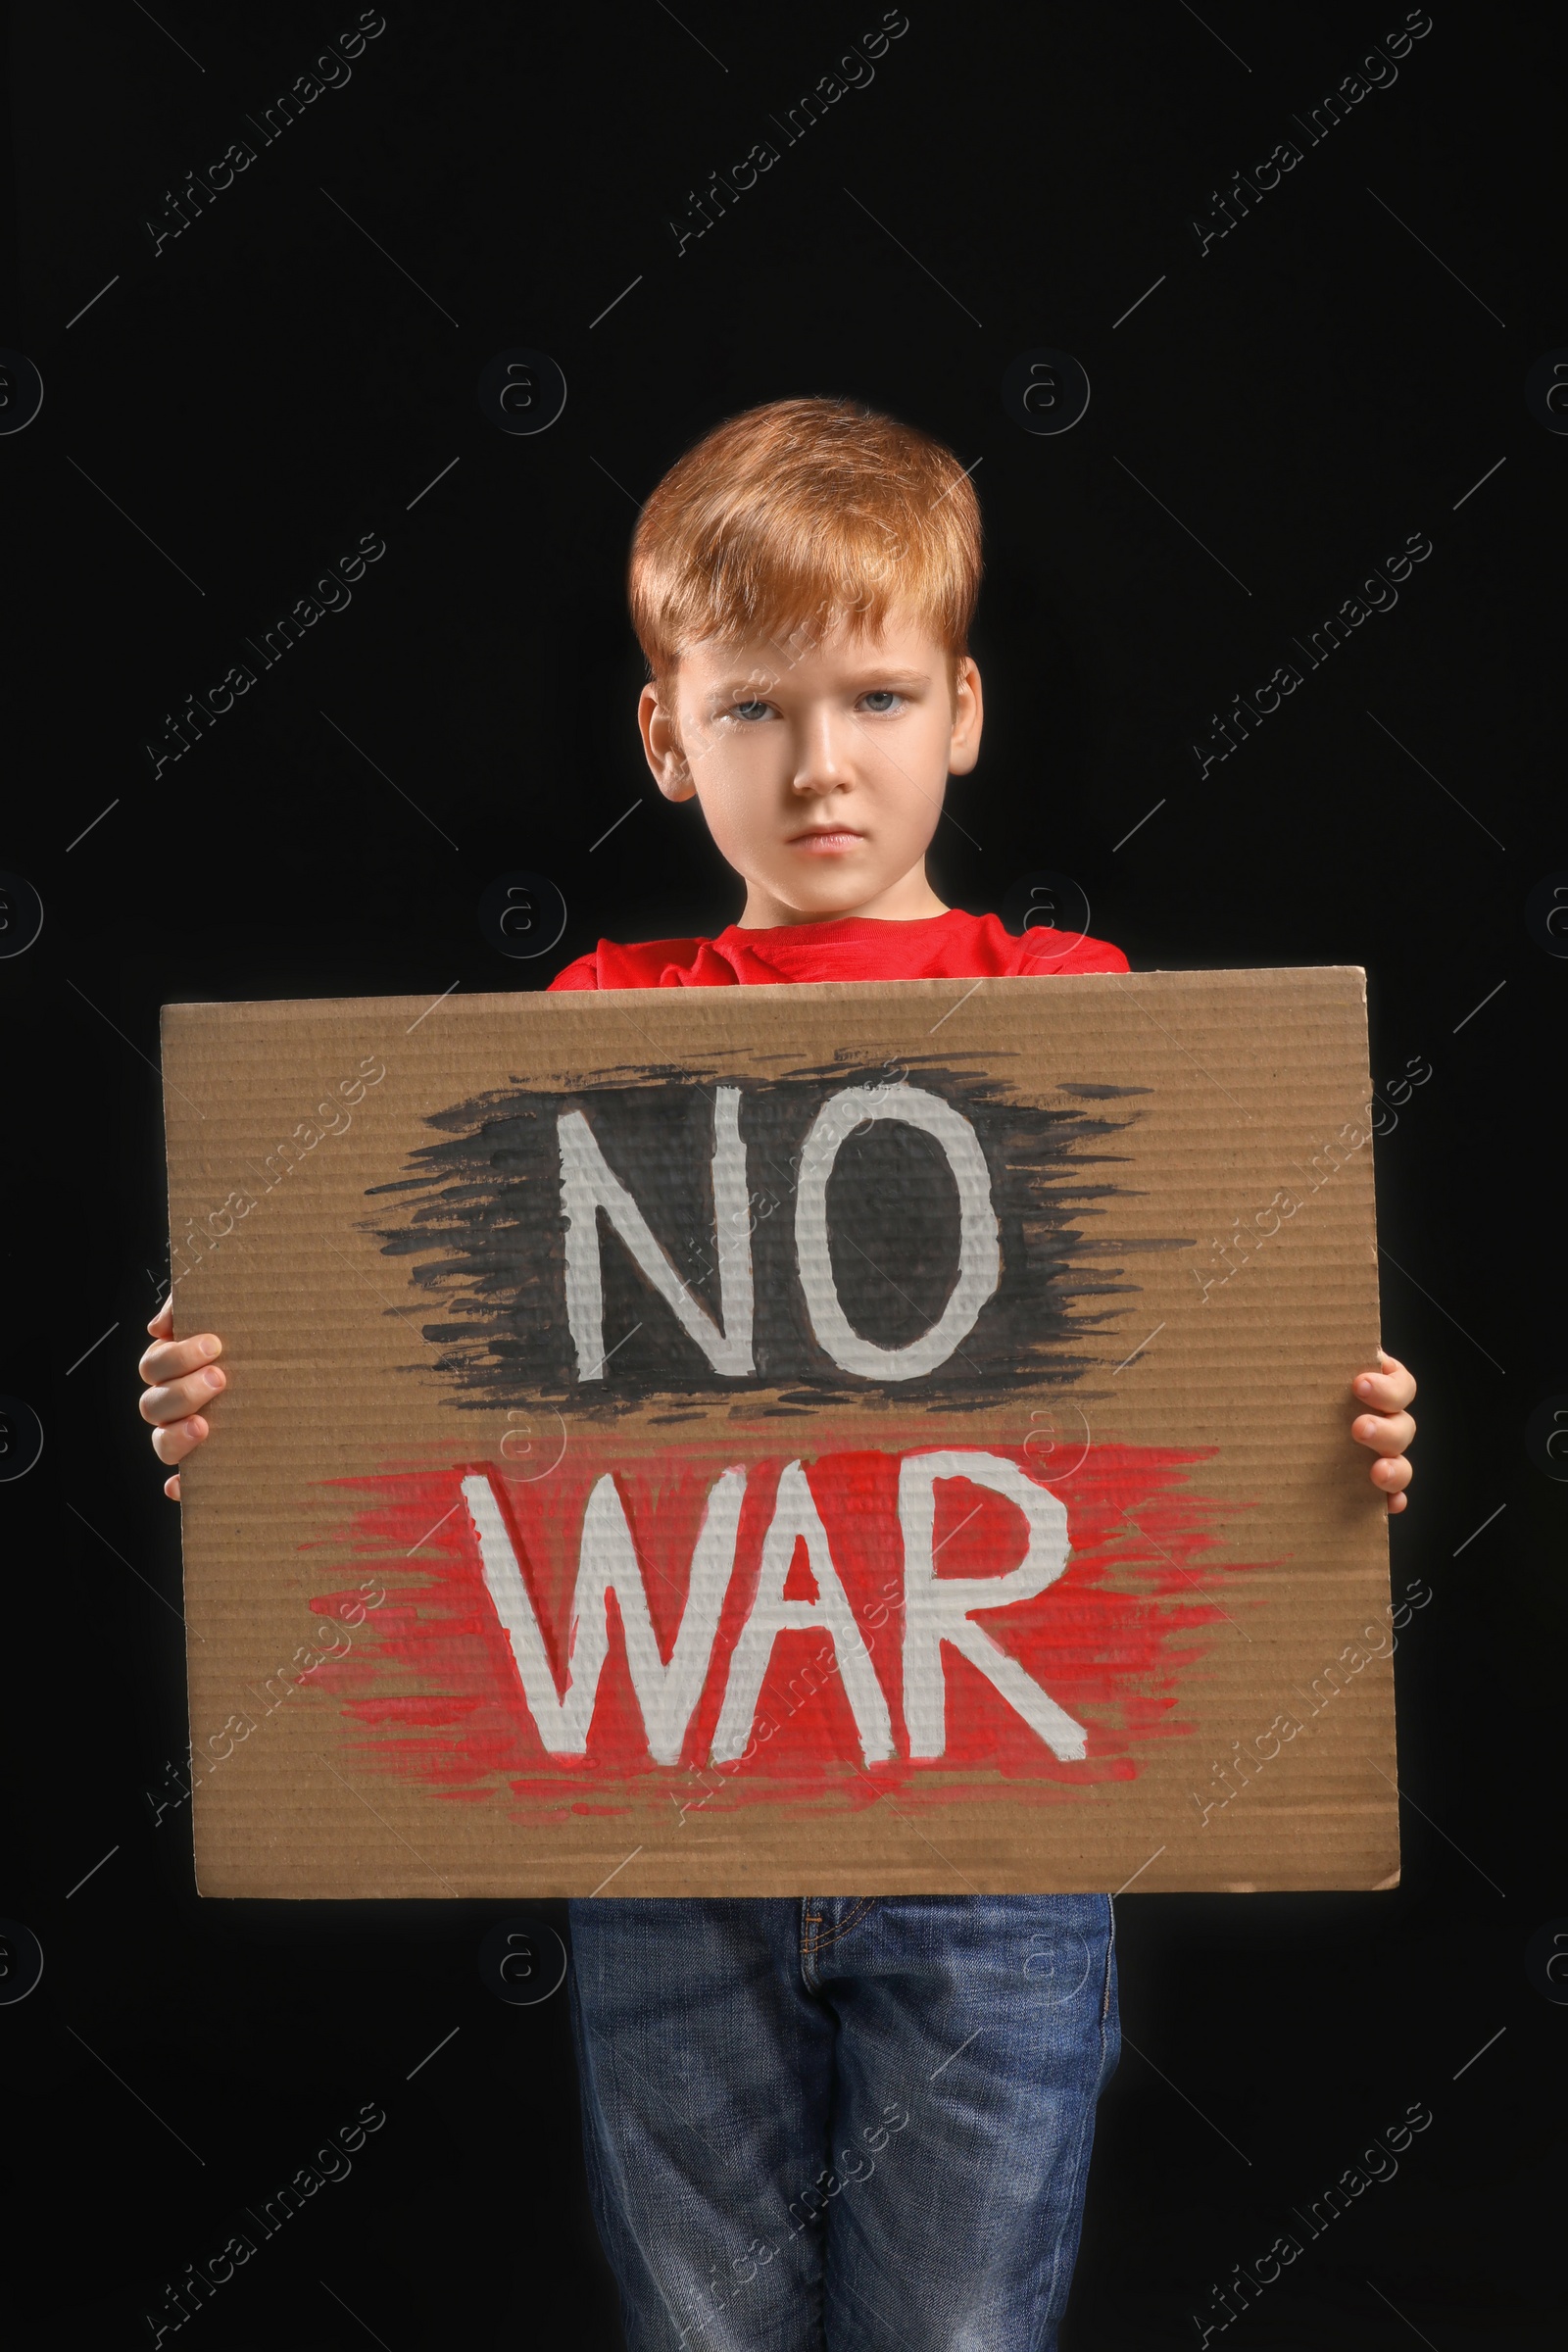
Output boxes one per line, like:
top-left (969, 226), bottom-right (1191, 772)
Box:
top-left (367, 1054), bottom-right (1191, 1417)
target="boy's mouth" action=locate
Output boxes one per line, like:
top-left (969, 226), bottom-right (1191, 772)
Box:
top-left (788, 825), bottom-right (864, 854)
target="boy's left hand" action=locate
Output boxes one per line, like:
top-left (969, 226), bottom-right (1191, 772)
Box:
top-left (1350, 1350), bottom-right (1417, 1513)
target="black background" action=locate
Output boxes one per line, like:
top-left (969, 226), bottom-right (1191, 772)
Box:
top-left (2, 2), bottom-right (1563, 2343)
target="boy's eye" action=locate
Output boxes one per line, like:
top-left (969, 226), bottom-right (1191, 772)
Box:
top-left (858, 690), bottom-right (904, 714)
top-left (730, 698), bottom-right (773, 721)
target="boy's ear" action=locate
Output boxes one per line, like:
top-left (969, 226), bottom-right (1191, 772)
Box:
top-left (947, 656), bottom-right (984, 777)
top-left (638, 680), bottom-right (697, 801)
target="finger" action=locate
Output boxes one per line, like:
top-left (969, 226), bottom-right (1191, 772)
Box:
top-left (138, 1333), bottom-right (221, 1385)
top-left (164, 1472), bottom-right (181, 1501)
top-left (147, 1297), bottom-right (174, 1339)
top-left (152, 1414), bottom-right (208, 1465)
top-left (1369, 1453), bottom-right (1412, 1494)
top-left (1386, 1490), bottom-right (1407, 1516)
top-left (1354, 1354), bottom-right (1416, 1409)
top-left (1353, 1409), bottom-right (1416, 1456)
top-left (139, 1365), bottom-right (226, 1426)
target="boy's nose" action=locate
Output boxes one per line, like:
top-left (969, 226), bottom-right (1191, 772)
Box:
top-left (790, 714), bottom-right (852, 791)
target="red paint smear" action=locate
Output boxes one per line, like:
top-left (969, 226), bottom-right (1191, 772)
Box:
top-left (303, 1435), bottom-right (1273, 1822)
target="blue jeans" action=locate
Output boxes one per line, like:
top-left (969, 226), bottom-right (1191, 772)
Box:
top-left (565, 1894), bottom-right (1119, 2351)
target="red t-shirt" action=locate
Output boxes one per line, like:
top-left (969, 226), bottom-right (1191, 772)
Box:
top-left (548, 907), bottom-right (1128, 991)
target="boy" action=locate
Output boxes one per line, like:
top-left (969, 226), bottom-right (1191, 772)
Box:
top-left (139, 397), bottom-right (1416, 2349)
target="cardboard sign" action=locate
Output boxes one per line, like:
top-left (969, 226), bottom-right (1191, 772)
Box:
top-left (161, 968), bottom-right (1397, 1898)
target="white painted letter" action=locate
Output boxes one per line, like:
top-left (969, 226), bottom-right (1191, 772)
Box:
top-left (793, 1084), bottom-right (1001, 1380)
top-left (560, 1086), bottom-right (754, 1380)
top-left (711, 1460), bottom-right (895, 1765)
top-left (899, 1451), bottom-right (1087, 1760)
top-left (462, 1466), bottom-right (745, 1762)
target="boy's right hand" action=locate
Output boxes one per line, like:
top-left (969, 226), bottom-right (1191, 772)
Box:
top-left (138, 1298), bottom-right (225, 1501)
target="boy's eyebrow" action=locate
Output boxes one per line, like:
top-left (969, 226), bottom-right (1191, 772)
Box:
top-left (710, 664), bottom-right (933, 698)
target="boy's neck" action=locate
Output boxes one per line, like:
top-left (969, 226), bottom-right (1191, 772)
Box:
top-left (735, 864), bottom-right (950, 930)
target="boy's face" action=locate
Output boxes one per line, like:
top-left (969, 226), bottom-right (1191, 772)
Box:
top-left (637, 606), bottom-right (983, 927)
